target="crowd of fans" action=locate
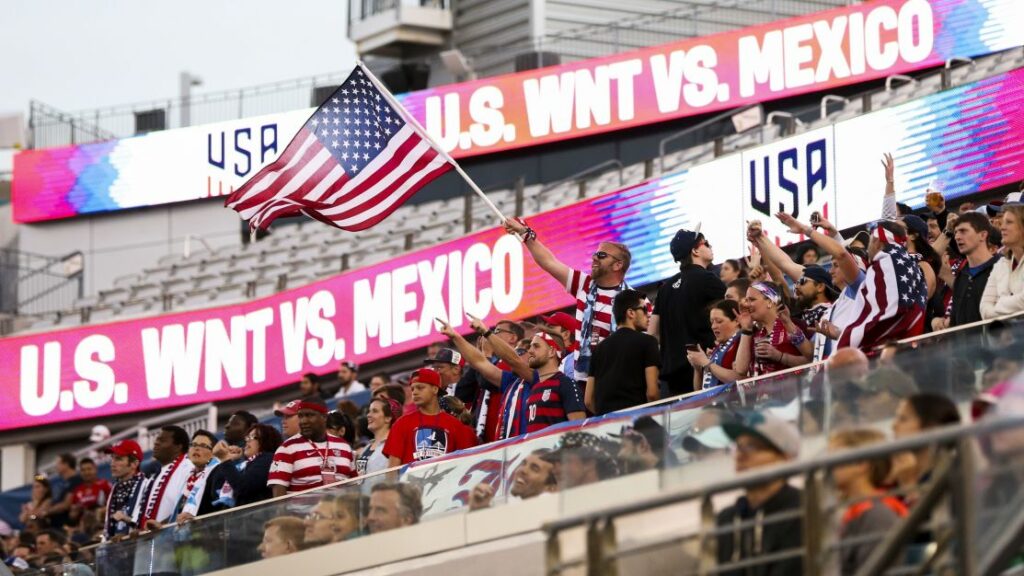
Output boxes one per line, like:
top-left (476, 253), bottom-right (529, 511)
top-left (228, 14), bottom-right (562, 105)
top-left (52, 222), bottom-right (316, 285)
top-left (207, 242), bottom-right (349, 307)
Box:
top-left (4, 157), bottom-right (1023, 575)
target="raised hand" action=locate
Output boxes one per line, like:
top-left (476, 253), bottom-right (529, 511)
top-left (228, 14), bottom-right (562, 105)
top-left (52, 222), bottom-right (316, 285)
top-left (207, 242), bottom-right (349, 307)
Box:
top-left (468, 482), bottom-right (496, 511)
top-left (435, 318), bottom-right (458, 339)
top-left (814, 215), bottom-right (837, 236)
top-left (502, 217), bottom-right (527, 235)
top-left (745, 245), bottom-right (762, 270)
top-left (882, 152), bottom-right (895, 184)
top-left (686, 347), bottom-right (711, 369)
top-left (465, 313), bottom-right (488, 335)
top-left (776, 211), bottom-right (810, 236)
top-left (746, 220), bottom-right (764, 244)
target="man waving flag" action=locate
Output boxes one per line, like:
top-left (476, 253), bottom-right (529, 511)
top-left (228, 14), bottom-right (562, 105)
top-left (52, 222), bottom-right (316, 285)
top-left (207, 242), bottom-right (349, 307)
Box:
top-left (225, 64), bottom-right (457, 232)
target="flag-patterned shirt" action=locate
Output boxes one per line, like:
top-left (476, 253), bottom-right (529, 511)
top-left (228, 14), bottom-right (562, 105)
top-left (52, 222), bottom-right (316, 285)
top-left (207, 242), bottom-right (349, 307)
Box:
top-left (838, 244), bottom-right (927, 350)
top-left (566, 270), bottom-right (624, 380)
top-left (523, 372), bottom-right (585, 433)
top-left (267, 434), bottom-right (355, 493)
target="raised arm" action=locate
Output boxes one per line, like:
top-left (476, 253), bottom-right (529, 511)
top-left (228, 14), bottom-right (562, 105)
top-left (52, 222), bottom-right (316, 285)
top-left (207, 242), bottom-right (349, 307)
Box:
top-left (467, 315), bottom-right (533, 382)
top-left (503, 218), bottom-right (571, 288)
top-left (881, 153), bottom-right (898, 220)
top-left (777, 212), bottom-right (860, 286)
top-left (437, 319), bottom-right (502, 385)
top-left (747, 220), bottom-right (805, 282)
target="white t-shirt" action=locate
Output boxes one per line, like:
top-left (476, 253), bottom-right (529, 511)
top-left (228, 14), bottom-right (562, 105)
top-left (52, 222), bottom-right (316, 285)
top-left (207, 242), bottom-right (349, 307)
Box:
top-left (334, 380), bottom-right (367, 399)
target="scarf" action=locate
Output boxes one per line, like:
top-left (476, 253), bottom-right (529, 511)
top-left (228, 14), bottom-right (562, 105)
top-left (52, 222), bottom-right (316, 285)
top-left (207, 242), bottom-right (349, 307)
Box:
top-left (576, 276), bottom-right (627, 375)
top-left (141, 454), bottom-right (191, 524)
top-left (105, 472), bottom-right (145, 537)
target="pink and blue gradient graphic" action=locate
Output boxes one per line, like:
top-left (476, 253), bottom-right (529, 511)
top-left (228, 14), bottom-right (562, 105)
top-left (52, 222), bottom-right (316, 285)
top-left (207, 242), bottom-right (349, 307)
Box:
top-left (2, 66), bottom-right (1024, 430)
top-left (891, 69), bottom-right (1024, 206)
top-left (14, 0), bottom-right (1024, 223)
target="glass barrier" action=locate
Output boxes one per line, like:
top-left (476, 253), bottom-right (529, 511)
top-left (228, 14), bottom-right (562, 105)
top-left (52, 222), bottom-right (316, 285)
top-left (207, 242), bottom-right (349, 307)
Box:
top-left (30, 313), bottom-right (1024, 574)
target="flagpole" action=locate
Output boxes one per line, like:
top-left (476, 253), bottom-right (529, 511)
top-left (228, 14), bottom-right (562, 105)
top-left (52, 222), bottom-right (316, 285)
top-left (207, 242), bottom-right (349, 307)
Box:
top-left (357, 61), bottom-right (507, 224)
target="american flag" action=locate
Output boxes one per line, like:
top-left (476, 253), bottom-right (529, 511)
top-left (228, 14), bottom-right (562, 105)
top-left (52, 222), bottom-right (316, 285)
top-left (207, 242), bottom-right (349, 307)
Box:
top-left (225, 64), bottom-right (453, 231)
top-left (838, 243), bottom-right (927, 349)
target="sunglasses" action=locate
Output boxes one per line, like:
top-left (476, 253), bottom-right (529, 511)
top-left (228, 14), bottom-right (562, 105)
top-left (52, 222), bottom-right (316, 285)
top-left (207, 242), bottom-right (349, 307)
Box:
top-left (630, 302), bottom-right (653, 315)
top-left (593, 251), bottom-right (622, 262)
top-left (798, 277), bottom-right (816, 286)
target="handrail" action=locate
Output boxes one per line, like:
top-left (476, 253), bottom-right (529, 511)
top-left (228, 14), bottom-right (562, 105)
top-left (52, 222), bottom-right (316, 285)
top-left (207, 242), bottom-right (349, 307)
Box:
top-left (885, 74), bottom-right (918, 91)
top-left (36, 402), bottom-right (217, 475)
top-left (658, 104), bottom-right (760, 171)
top-left (945, 56), bottom-right (974, 69)
top-left (543, 414), bottom-right (1024, 533)
top-left (819, 94), bottom-right (849, 120)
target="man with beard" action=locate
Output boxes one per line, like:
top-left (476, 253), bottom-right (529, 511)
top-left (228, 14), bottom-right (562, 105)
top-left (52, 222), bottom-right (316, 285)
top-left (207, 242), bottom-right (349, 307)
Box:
top-left (468, 449), bottom-right (559, 510)
top-left (268, 398), bottom-right (355, 496)
top-left (438, 317), bottom-right (585, 440)
top-left (503, 218), bottom-right (631, 389)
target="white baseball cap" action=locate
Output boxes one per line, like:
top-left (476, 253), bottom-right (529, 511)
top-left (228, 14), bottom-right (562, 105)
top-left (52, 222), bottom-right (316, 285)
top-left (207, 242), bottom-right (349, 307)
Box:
top-left (89, 425), bottom-right (111, 443)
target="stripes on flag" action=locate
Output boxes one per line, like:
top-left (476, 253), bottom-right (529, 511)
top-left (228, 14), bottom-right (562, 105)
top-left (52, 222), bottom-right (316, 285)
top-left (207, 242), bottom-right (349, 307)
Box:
top-left (225, 65), bottom-right (453, 232)
top-left (838, 244), bottom-right (926, 350)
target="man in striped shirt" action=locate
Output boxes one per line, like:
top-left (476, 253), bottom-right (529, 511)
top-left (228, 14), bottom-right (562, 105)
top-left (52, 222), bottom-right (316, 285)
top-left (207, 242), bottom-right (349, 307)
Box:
top-left (503, 218), bottom-right (631, 386)
top-left (268, 398), bottom-right (355, 496)
top-left (438, 318), bottom-right (585, 439)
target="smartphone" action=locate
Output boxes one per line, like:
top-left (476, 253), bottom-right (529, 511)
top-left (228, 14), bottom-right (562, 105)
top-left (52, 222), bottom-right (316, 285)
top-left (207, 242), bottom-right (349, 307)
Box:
top-left (685, 343), bottom-right (701, 352)
top-left (810, 211), bottom-right (821, 225)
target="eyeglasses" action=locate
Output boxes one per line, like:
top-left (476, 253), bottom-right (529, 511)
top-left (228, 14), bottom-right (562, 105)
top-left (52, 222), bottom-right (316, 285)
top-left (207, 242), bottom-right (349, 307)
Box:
top-left (593, 251), bottom-right (622, 262)
top-left (797, 277), bottom-right (816, 286)
top-left (190, 442), bottom-right (213, 450)
top-left (492, 327), bottom-right (513, 335)
top-left (244, 435), bottom-right (258, 442)
top-left (306, 511), bottom-right (336, 522)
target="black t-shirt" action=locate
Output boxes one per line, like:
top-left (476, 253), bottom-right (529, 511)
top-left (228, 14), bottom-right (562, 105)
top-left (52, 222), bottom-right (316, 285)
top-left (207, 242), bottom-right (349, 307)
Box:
top-left (654, 265), bottom-right (726, 378)
top-left (590, 327), bottom-right (661, 415)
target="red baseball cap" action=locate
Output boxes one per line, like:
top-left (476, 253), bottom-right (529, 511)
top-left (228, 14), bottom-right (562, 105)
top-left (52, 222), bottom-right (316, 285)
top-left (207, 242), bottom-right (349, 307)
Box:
top-left (411, 368), bottom-right (443, 388)
top-left (274, 400), bottom-right (302, 417)
top-left (540, 312), bottom-right (577, 334)
top-left (103, 439), bottom-right (143, 461)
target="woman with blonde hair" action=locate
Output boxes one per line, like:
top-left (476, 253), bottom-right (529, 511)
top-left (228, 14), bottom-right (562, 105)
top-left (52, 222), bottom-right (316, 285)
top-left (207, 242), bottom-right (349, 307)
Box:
top-left (981, 203), bottom-right (1024, 319)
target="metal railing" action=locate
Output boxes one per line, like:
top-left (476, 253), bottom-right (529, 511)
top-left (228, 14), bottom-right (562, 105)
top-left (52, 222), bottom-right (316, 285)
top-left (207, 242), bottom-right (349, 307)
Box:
top-left (0, 248), bottom-right (83, 316)
top-left (543, 415), bottom-right (1024, 576)
top-left (37, 403), bottom-right (217, 475)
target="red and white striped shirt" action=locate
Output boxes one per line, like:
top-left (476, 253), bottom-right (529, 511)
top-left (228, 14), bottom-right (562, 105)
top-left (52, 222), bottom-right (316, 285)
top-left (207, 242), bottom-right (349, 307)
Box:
top-left (267, 434), bottom-right (355, 493)
top-left (566, 269), bottom-right (622, 380)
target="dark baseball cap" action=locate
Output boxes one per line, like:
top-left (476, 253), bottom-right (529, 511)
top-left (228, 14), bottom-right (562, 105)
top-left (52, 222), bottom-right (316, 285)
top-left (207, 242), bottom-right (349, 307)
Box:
top-left (424, 348), bottom-right (465, 367)
top-left (801, 265), bottom-right (837, 294)
top-left (670, 227), bottom-right (702, 262)
top-left (902, 214), bottom-right (930, 240)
